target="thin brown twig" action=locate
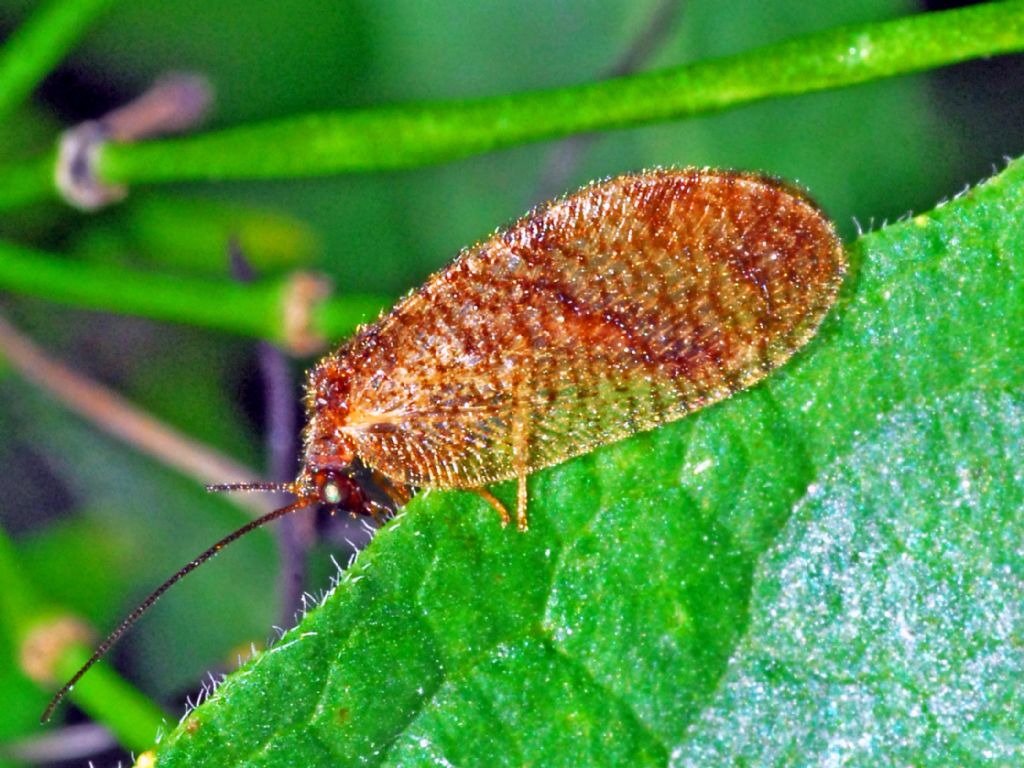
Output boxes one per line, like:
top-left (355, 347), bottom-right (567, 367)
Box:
top-left (0, 311), bottom-right (274, 515)
top-left (229, 240), bottom-right (311, 626)
top-left (258, 334), bottom-right (311, 627)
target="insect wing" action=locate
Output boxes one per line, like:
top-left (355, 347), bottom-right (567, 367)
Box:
top-left (341, 170), bottom-right (844, 489)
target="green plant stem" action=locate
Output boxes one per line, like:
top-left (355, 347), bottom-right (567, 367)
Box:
top-left (0, 528), bottom-right (164, 751)
top-left (53, 644), bottom-right (167, 751)
top-left (0, 151), bottom-right (56, 209)
top-left (0, 527), bottom-right (37, 643)
top-left (0, 240), bottom-right (387, 346)
top-left (88, 1), bottom-right (1024, 181)
top-left (0, 2), bottom-right (1021, 209)
top-left (0, 0), bottom-right (117, 122)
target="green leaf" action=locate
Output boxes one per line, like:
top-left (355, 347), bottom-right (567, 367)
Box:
top-left (674, 389), bottom-right (1024, 765)
top-left (150, 160), bottom-right (1023, 764)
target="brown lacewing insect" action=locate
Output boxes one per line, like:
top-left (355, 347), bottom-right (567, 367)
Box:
top-left (43, 168), bottom-right (845, 721)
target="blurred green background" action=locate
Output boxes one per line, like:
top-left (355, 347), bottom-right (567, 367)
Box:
top-left (0, 0), bottom-right (1021, 765)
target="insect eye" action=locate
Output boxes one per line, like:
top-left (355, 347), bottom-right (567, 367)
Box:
top-left (322, 480), bottom-right (342, 505)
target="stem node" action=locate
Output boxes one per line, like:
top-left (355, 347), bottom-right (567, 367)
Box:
top-left (20, 616), bottom-right (93, 685)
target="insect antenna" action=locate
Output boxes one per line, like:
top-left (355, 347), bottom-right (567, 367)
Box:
top-left (41, 495), bottom-right (315, 723)
top-left (206, 481), bottom-right (295, 493)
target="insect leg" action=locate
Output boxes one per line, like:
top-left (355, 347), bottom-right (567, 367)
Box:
top-left (515, 472), bottom-right (528, 532)
top-left (361, 498), bottom-right (391, 524)
top-left (511, 399), bottom-right (531, 532)
top-left (472, 488), bottom-right (511, 527)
